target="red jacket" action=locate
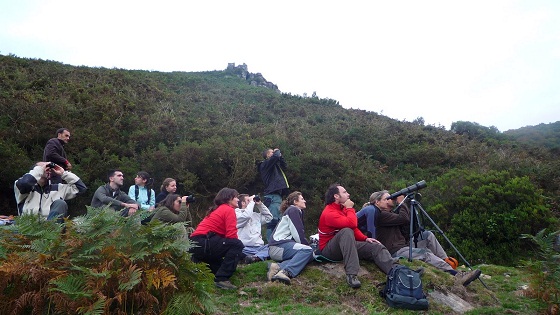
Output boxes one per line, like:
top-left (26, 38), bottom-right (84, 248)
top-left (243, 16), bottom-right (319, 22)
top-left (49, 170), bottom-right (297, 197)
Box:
top-left (318, 202), bottom-right (367, 250)
top-left (191, 204), bottom-right (238, 239)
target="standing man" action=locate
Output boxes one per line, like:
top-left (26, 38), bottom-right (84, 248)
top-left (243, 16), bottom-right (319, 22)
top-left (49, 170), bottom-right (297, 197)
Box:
top-left (235, 194), bottom-right (273, 263)
top-left (15, 161), bottom-right (87, 221)
top-left (91, 170), bottom-right (139, 216)
top-left (360, 190), bottom-right (481, 286)
top-left (318, 184), bottom-right (399, 289)
top-left (43, 128), bottom-right (72, 184)
top-left (257, 147), bottom-right (289, 240)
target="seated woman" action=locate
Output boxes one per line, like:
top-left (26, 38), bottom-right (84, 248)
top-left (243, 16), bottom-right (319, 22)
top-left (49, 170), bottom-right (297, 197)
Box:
top-left (155, 178), bottom-right (177, 204)
top-left (189, 188), bottom-right (244, 290)
top-left (150, 193), bottom-right (191, 236)
top-left (267, 191), bottom-right (314, 285)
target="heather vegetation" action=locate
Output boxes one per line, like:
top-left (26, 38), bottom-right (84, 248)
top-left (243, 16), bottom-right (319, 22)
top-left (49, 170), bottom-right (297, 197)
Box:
top-left (0, 54), bottom-right (559, 313)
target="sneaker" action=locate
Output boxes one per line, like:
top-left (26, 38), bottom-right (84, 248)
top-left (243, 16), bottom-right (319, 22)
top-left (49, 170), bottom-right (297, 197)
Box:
top-left (244, 255), bottom-right (261, 264)
top-left (215, 280), bottom-right (237, 290)
top-left (346, 274), bottom-right (361, 289)
top-left (455, 269), bottom-right (481, 287)
top-left (267, 262), bottom-right (281, 282)
top-left (271, 269), bottom-right (291, 285)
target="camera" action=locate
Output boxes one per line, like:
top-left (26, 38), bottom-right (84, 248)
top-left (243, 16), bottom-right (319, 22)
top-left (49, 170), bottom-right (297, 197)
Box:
top-left (253, 195), bottom-right (261, 202)
top-left (185, 195), bottom-right (196, 203)
top-left (46, 162), bottom-right (57, 169)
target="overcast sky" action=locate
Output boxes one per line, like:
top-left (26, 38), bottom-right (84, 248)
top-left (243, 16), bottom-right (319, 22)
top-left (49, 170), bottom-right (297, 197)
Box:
top-left (1, 0), bottom-right (559, 131)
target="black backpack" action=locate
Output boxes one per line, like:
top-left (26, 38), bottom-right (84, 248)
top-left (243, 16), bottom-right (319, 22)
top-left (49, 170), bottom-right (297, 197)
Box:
top-left (381, 265), bottom-right (429, 310)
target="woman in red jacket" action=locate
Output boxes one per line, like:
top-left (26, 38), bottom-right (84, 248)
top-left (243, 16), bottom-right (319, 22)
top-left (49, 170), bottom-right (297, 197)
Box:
top-left (189, 187), bottom-right (244, 290)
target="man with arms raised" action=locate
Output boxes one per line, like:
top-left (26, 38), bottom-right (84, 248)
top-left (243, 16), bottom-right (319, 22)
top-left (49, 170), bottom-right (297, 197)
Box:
top-left (15, 161), bottom-right (87, 221)
top-left (235, 194), bottom-right (273, 264)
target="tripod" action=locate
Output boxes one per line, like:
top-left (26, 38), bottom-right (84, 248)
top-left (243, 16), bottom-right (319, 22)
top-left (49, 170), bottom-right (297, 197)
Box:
top-left (398, 192), bottom-right (492, 291)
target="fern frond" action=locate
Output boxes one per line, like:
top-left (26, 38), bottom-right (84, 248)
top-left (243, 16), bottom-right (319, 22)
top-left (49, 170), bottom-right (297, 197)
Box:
top-left (50, 274), bottom-right (93, 299)
top-left (118, 264), bottom-right (143, 291)
top-left (76, 297), bottom-right (106, 315)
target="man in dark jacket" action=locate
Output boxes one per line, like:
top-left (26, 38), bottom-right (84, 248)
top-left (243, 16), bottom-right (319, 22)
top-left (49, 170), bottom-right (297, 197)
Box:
top-left (257, 148), bottom-right (289, 240)
top-left (43, 128), bottom-right (72, 184)
top-left (91, 170), bottom-right (139, 216)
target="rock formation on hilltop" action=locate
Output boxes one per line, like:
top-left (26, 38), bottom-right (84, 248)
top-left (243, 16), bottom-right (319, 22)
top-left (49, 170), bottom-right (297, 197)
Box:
top-left (226, 63), bottom-right (280, 92)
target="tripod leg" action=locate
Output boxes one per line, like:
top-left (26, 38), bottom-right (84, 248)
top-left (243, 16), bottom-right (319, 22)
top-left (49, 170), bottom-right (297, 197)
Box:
top-left (415, 202), bottom-right (497, 299)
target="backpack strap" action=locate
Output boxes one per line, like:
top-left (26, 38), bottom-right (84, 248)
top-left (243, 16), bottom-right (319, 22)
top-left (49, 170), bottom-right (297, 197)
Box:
top-left (134, 185), bottom-right (139, 201)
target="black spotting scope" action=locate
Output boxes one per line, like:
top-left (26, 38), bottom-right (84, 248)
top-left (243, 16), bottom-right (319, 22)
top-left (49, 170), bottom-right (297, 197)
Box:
top-left (387, 180), bottom-right (427, 200)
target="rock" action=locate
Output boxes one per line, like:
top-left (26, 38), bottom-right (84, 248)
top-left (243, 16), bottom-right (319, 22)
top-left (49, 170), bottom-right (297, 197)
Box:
top-left (429, 290), bottom-right (474, 313)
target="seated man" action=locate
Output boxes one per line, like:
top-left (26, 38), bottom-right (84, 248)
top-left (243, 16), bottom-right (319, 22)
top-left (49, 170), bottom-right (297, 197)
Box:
top-left (235, 194), bottom-right (273, 263)
top-left (318, 184), bottom-right (399, 289)
top-left (91, 169), bottom-right (139, 216)
top-left (15, 161), bottom-right (87, 221)
top-left (358, 190), bottom-right (481, 286)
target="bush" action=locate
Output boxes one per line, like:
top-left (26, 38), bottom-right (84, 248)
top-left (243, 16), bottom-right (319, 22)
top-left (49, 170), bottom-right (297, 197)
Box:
top-left (0, 208), bottom-right (215, 315)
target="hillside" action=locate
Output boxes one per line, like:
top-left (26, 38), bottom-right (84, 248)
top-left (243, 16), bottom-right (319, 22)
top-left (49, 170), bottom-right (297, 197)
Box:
top-left (0, 54), bottom-right (558, 266)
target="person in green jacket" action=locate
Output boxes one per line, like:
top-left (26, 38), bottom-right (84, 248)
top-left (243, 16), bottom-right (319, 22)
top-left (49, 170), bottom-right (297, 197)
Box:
top-left (150, 194), bottom-right (192, 236)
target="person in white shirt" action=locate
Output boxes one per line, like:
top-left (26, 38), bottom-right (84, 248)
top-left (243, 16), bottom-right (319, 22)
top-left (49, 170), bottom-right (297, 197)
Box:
top-left (235, 194), bottom-right (273, 264)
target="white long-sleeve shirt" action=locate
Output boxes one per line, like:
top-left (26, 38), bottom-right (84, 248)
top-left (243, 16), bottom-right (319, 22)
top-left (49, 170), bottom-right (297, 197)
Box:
top-left (235, 201), bottom-right (273, 246)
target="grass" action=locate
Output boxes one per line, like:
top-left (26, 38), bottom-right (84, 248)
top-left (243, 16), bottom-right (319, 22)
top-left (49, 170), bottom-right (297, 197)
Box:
top-left (208, 259), bottom-right (547, 315)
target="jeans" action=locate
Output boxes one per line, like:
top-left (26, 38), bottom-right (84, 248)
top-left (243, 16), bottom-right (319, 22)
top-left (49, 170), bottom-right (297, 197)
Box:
top-left (269, 241), bottom-right (314, 277)
top-left (46, 199), bottom-right (68, 222)
top-left (242, 244), bottom-right (270, 261)
top-left (264, 194), bottom-right (282, 241)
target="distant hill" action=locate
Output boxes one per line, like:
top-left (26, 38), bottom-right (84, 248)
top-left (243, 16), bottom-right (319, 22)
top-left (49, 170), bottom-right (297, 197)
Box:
top-left (504, 121), bottom-right (560, 151)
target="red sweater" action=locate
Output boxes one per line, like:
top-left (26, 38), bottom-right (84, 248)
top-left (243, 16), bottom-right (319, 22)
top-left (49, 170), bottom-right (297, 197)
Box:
top-left (190, 204), bottom-right (238, 239)
top-left (318, 202), bottom-right (367, 250)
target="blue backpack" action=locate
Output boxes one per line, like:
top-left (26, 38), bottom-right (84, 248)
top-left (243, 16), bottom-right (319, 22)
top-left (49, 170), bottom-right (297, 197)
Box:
top-left (381, 265), bottom-right (429, 310)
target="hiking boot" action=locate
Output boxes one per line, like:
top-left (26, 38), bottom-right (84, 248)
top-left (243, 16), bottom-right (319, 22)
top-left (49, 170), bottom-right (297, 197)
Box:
top-left (267, 262), bottom-right (281, 282)
top-left (455, 269), bottom-right (482, 287)
top-left (243, 255), bottom-right (261, 264)
top-left (271, 269), bottom-right (291, 285)
top-left (215, 280), bottom-right (237, 290)
top-left (346, 274), bottom-right (361, 289)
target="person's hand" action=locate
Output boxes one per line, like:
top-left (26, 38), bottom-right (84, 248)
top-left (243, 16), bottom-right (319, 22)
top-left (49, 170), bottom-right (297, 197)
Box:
top-left (343, 199), bottom-right (354, 209)
top-left (52, 164), bottom-right (65, 175)
top-left (396, 195), bottom-right (404, 203)
top-left (365, 237), bottom-right (382, 245)
top-left (123, 203), bottom-right (139, 215)
top-left (66, 161), bottom-right (73, 170)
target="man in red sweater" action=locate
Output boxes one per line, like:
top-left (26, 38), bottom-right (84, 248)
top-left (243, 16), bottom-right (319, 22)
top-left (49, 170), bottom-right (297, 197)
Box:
top-left (318, 184), bottom-right (398, 288)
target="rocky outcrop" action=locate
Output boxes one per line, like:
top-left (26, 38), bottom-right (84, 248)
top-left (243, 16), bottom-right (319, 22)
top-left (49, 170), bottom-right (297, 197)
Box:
top-left (226, 63), bottom-right (280, 92)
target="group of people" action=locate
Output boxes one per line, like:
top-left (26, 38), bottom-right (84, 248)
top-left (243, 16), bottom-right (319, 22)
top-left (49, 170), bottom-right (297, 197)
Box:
top-left (13, 129), bottom-right (481, 291)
